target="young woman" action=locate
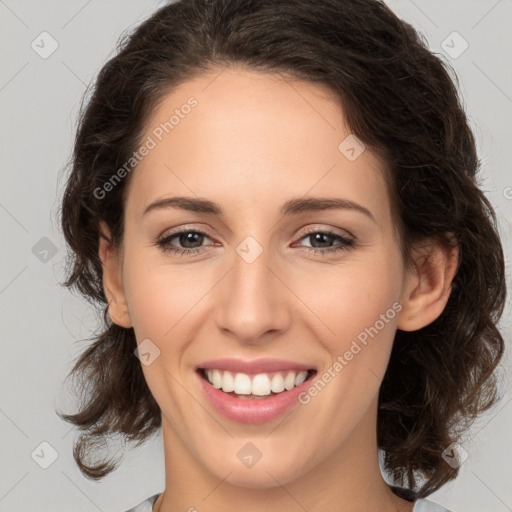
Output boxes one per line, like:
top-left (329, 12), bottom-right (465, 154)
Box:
top-left (57, 1), bottom-right (506, 511)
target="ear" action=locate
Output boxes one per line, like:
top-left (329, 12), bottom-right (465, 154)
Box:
top-left (397, 236), bottom-right (459, 332)
top-left (98, 221), bottom-right (133, 328)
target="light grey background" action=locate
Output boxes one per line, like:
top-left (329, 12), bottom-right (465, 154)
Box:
top-left (1, 1), bottom-right (511, 511)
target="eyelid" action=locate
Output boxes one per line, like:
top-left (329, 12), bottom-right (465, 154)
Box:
top-left (157, 223), bottom-right (354, 245)
top-left (158, 224), bottom-right (217, 241)
top-left (297, 224), bottom-right (355, 240)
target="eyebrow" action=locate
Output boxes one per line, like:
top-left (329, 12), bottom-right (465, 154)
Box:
top-left (142, 196), bottom-right (376, 222)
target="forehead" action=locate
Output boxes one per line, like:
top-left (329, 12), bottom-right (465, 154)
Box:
top-left (125, 67), bottom-right (391, 224)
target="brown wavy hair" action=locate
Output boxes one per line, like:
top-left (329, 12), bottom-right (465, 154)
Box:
top-left (56, 0), bottom-right (506, 497)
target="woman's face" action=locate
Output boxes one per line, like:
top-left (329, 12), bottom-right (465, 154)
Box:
top-left (112, 66), bottom-right (413, 487)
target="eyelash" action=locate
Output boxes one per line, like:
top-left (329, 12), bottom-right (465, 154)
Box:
top-left (155, 227), bottom-right (355, 257)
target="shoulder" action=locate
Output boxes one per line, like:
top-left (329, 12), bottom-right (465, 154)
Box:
top-left (413, 498), bottom-right (454, 512)
top-left (390, 486), bottom-right (453, 512)
top-left (121, 493), bottom-right (161, 512)
top-left (119, 492), bottom-right (454, 512)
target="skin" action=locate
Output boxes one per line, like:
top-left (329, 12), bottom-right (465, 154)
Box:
top-left (99, 65), bottom-right (458, 512)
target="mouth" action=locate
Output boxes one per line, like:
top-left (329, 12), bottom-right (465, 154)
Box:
top-left (196, 367), bottom-right (318, 399)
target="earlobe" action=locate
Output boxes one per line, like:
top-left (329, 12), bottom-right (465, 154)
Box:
top-left (397, 238), bottom-right (459, 332)
top-left (98, 221), bottom-right (133, 328)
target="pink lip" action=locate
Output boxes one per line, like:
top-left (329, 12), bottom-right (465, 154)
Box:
top-left (196, 366), bottom-right (317, 424)
top-left (197, 358), bottom-right (315, 375)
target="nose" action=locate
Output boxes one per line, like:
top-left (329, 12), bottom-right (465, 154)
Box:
top-left (213, 244), bottom-right (291, 344)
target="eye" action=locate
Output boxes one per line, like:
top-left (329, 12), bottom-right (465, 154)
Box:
top-left (293, 228), bottom-right (355, 256)
top-left (156, 229), bottom-right (214, 256)
top-left (155, 227), bottom-right (355, 257)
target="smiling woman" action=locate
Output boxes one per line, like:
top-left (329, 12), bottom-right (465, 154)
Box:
top-left (56, 1), bottom-right (506, 512)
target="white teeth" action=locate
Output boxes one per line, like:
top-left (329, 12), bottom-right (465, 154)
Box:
top-left (270, 373), bottom-right (285, 393)
top-left (204, 369), bottom-right (310, 396)
top-left (251, 373), bottom-right (271, 396)
top-left (295, 370), bottom-right (308, 386)
top-left (284, 372), bottom-right (296, 390)
top-left (222, 370), bottom-right (235, 392)
top-left (212, 369), bottom-right (222, 389)
top-left (233, 373), bottom-right (252, 394)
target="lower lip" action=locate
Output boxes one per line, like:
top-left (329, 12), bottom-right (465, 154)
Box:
top-left (196, 370), bottom-right (316, 424)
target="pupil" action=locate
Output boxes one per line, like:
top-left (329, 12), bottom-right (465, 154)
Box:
top-left (181, 232), bottom-right (202, 248)
top-left (312, 233), bottom-right (331, 248)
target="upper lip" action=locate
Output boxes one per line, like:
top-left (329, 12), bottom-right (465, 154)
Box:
top-left (197, 358), bottom-right (316, 374)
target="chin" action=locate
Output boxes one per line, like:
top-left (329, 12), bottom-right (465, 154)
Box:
top-left (203, 450), bottom-right (311, 489)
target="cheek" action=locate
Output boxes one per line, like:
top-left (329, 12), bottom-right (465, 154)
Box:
top-left (295, 252), bottom-right (402, 344)
top-left (121, 246), bottom-right (182, 342)
top-left (122, 246), bottom-right (215, 353)
top-left (296, 251), bottom-right (403, 399)
top-left (121, 250), bottom-right (201, 405)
